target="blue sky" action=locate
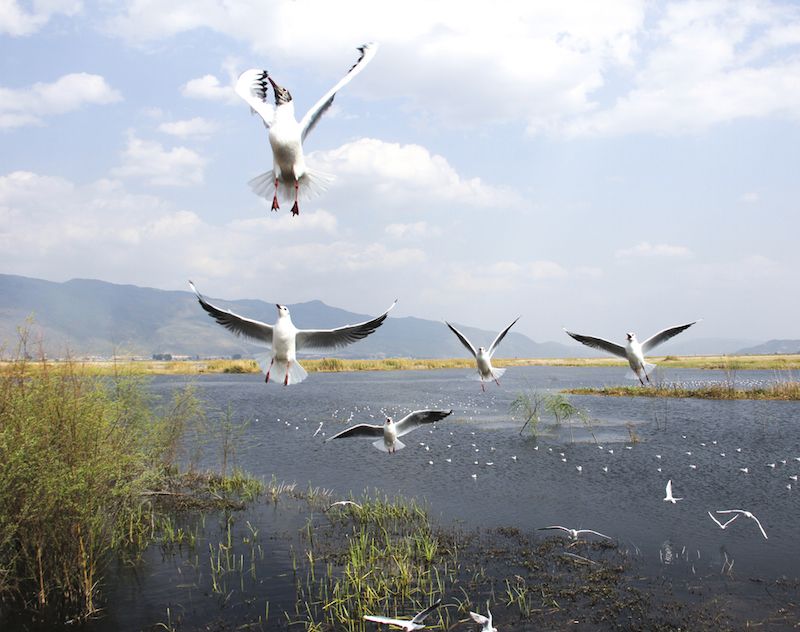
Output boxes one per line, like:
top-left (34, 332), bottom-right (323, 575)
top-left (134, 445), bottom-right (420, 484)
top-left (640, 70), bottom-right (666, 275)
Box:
top-left (1, 0), bottom-right (799, 343)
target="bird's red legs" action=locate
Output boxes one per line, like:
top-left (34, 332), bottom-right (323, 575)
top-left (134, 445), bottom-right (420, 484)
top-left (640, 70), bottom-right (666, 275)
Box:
top-left (495, 377), bottom-right (501, 386)
top-left (284, 361), bottom-right (290, 386)
top-left (271, 177), bottom-right (279, 211)
top-left (291, 180), bottom-right (300, 216)
top-left (265, 358), bottom-right (274, 383)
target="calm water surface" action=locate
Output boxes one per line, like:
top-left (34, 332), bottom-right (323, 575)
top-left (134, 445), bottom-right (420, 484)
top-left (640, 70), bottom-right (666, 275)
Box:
top-left (94, 367), bottom-right (800, 629)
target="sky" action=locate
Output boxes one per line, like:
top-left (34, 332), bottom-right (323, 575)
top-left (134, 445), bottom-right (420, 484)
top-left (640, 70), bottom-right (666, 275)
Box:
top-left (1, 0), bottom-right (799, 344)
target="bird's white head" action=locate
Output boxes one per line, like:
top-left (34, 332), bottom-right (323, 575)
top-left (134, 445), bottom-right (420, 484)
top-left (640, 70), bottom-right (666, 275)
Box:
top-left (268, 77), bottom-right (292, 105)
top-left (478, 346), bottom-right (486, 353)
top-left (276, 304), bottom-right (290, 318)
top-left (626, 332), bottom-right (636, 342)
top-left (385, 417), bottom-right (393, 425)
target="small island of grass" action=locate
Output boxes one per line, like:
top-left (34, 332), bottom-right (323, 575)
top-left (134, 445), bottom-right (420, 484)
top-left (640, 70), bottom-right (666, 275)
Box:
top-left (564, 381), bottom-right (800, 400)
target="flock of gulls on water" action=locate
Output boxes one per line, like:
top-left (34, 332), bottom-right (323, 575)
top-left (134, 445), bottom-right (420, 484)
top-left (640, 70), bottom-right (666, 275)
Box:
top-left (186, 42), bottom-right (772, 630)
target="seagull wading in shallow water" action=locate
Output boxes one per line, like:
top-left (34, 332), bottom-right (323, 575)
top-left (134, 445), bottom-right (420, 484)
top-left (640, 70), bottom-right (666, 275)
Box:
top-left (445, 317), bottom-right (520, 391)
top-left (564, 321), bottom-right (700, 385)
top-left (363, 600), bottom-right (441, 631)
top-left (235, 43), bottom-right (378, 215)
top-left (189, 282), bottom-right (395, 385)
top-left (326, 410), bottom-right (453, 453)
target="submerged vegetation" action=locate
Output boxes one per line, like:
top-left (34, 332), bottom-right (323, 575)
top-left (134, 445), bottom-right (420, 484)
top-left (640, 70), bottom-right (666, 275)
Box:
top-left (565, 381), bottom-right (800, 400)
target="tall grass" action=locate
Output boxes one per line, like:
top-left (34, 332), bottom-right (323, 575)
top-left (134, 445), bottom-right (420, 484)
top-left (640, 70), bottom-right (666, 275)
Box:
top-left (0, 332), bottom-right (202, 620)
top-left (565, 381), bottom-right (800, 400)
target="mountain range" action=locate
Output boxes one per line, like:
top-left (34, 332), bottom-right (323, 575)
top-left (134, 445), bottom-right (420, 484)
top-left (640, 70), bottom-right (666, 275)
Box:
top-left (0, 274), bottom-right (789, 359)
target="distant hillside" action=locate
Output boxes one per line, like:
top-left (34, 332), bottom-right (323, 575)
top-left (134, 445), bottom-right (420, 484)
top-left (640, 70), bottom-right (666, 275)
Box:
top-left (0, 274), bottom-right (572, 359)
top-left (736, 340), bottom-right (800, 355)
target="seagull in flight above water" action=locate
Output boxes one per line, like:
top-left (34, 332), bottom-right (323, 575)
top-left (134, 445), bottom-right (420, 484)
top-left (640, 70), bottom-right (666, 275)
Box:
top-left (235, 42), bottom-right (378, 215)
top-left (713, 509), bottom-right (768, 540)
top-left (445, 317), bottom-right (520, 391)
top-left (363, 599), bottom-right (441, 631)
top-left (663, 479), bottom-right (683, 503)
top-left (189, 281), bottom-right (394, 385)
top-left (326, 410), bottom-right (453, 453)
top-left (469, 607), bottom-right (498, 632)
top-left (707, 511), bottom-right (739, 530)
top-left (537, 525), bottom-right (612, 541)
top-left (564, 321), bottom-right (700, 385)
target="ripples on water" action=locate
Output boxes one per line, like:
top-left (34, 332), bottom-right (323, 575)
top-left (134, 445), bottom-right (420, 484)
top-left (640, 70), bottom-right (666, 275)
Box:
top-left (99, 366), bottom-right (800, 629)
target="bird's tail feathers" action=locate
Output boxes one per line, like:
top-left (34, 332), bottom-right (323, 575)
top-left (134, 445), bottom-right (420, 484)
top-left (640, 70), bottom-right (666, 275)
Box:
top-left (248, 171), bottom-right (276, 200)
top-left (470, 367), bottom-right (506, 381)
top-left (297, 167), bottom-right (334, 200)
top-left (249, 168), bottom-right (334, 204)
top-left (372, 438), bottom-right (405, 452)
top-left (255, 354), bottom-right (308, 385)
top-left (625, 362), bottom-right (656, 381)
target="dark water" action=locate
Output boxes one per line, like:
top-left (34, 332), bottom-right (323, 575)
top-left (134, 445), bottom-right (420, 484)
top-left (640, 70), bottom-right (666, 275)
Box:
top-left (91, 367), bottom-right (800, 629)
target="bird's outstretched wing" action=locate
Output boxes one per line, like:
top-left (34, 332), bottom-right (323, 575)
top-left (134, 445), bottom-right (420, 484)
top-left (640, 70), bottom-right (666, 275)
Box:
top-left (412, 600), bottom-right (442, 624)
top-left (363, 615), bottom-right (408, 627)
top-left (325, 423), bottom-right (383, 441)
top-left (300, 42), bottom-right (378, 142)
top-left (578, 529), bottom-right (612, 539)
top-left (469, 612), bottom-right (490, 626)
top-left (395, 410), bottom-right (453, 437)
top-left (564, 329), bottom-right (626, 358)
top-left (641, 320), bottom-right (700, 353)
top-left (538, 525), bottom-right (569, 532)
top-left (445, 321), bottom-right (477, 358)
top-left (488, 316), bottom-right (520, 357)
top-left (295, 300), bottom-right (396, 351)
top-left (235, 69), bottom-right (275, 127)
top-left (189, 281), bottom-right (273, 346)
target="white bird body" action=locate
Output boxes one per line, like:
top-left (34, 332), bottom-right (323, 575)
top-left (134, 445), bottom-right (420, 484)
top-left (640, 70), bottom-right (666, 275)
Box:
top-left (469, 609), bottom-right (497, 632)
top-left (236, 43), bottom-right (377, 215)
top-left (564, 321), bottom-right (700, 385)
top-left (189, 282), bottom-right (394, 385)
top-left (538, 525), bottom-right (612, 541)
top-left (327, 410), bottom-right (453, 453)
top-left (364, 600), bottom-right (441, 631)
top-left (446, 317), bottom-right (520, 391)
top-left (663, 479), bottom-right (683, 503)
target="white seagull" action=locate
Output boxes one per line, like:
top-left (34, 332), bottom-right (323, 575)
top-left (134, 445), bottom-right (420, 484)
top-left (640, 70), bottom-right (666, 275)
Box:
top-left (663, 480), bottom-right (683, 503)
top-left (706, 511), bottom-right (738, 530)
top-left (469, 608), bottom-right (498, 632)
top-left (537, 525), bottom-right (612, 541)
top-left (235, 43), bottom-right (378, 215)
top-left (189, 282), bottom-right (394, 385)
top-left (564, 321), bottom-right (700, 385)
top-left (326, 410), bottom-right (453, 453)
top-left (714, 509), bottom-right (768, 540)
top-left (445, 317), bottom-right (520, 391)
top-left (364, 600), bottom-right (441, 631)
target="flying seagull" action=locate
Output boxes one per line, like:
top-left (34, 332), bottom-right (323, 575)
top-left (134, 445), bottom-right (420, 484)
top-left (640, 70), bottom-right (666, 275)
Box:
top-left (364, 600), bottom-right (441, 631)
top-left (714, 509), bottom-right (768, 540)
top-left (469, 608), bottom-right (498, 632)
top-left (537, 525), bottom-right (612, 541)
top-left (564, 321), bottom-right (700, 385)
top-left (189, 281), bottom-right (395, 385)
top-left (235, 42), bottom-right (378, 215)
top-left (707, 511), bottom-right (739, 530)
top-left (326, 410), bottom-right (453, 453)
top-left (663, 480), bottom-right (683, 503)
top-left (445, 317), bottom-right (520, 391)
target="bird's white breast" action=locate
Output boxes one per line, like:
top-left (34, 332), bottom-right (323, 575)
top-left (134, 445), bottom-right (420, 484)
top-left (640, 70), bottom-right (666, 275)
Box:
top-left (476, 351), bottom-right (493, 376)
top-left (269, 105), bottom-right (305, 180)
top-left (272, 318), bottom-right (297, 361)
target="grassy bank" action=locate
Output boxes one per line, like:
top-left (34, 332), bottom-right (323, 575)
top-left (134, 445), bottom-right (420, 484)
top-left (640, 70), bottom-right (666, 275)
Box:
top-left (565, 381), bottom-right (800, 400)
top-left (4, 353), bottom-right (800, 376)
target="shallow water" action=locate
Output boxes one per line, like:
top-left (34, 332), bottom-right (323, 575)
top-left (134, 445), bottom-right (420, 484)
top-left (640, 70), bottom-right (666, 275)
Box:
top-left (50, 367), bottom-right (800, 629)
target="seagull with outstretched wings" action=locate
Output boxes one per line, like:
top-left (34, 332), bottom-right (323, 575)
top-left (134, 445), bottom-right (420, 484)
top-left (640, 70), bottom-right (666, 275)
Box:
top-left (327, 410), bottom-right (453, 453)
top-left (445, 317), bottom-right (519, 391)
top-left (363, 600), bottom-right (442, 630)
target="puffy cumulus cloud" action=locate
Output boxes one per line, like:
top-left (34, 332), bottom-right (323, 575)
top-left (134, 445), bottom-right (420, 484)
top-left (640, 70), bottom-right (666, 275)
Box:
top-left (104, 1), bottom-right (800, 137)
top-left (385, 221), bottom-right (442, 240)
top-left (157, 117), bottom-right (218, 139)
top-left (0, 0), bottom-right (81, 36)
top-left (447, 258), bottom-right (580, 293)
top-left (112, 134), bottom-right (207, 186)
top-left (615, 241), bottom-right (692, 259)
top-left (0, 73), bottom-right (121, 129)
top-left (311, 138), bottom-right (519, 209)
top-left (229, 209), bottom-right (337, 235)
top-left (181, 74), bottom-right (238, 104)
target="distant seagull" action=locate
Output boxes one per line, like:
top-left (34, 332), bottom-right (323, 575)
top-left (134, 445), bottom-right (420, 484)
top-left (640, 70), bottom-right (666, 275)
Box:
top-left (538, 525), bottom-right (612, 541)
top-left (564, 321), bottom-right (700, 385)
top-left (235, 43), bottom-right (378, 215)
top-left (364, 600), bottom-right (441, 631)
top-left (326, 410), bottom-right (453, 453)
top-left (664, 480), bottom-right (683, 503)
top-left (445, 317), bottom-right (520, 391)
top-left (189, 282), bottom-right (394, 385)
top-left (714, 509), bottom-right (768, 540)
top-left (469, 608), bottom-right (498, 632)
top-left (313, 421), bottom-right (324, 437)
top-left (707, 511), bottom-right (738, 530)
top-left (326, 500), bottom-right (362, 511)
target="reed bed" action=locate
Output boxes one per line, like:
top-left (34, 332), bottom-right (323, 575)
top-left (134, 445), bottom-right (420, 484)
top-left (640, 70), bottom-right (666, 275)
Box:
top-left (565, 381), bottom-right (800, 400)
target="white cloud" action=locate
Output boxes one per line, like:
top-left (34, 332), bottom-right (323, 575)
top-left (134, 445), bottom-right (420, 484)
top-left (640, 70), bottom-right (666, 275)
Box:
top-left (112, 134), bottom-right (206, 186)
top-left (229, 210), bottom-right (338, 235)
top-left (0, 73), bottom-right (121, 129)
top-left (740, 191), bottom-right (759, 204)
top-left (0, 0), bottom-right (81, 36)
top-left (181, 74), bottom-right (237, 104)
top-left (158, 117), bottom-right (218, 139)
top-left (615, 241), bottom-right (692, 259)
top-left (385, 221), bottom-right (441, 240)
top-left (312, 138), bottom-right (519, 209)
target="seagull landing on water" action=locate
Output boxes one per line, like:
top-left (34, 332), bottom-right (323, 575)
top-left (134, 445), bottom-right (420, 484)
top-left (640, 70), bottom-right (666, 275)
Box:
top-left (564, 321), bottom-right (700, 385)
top-left (469, 607), bottom-right (498, 632)
top-left (363, 600), bottom-right (441, 631)
top-left (445, 317), bottom-right (520, 391)
top-left (537, 525), bottom-right (612, 541)
top-left (235, 43), bottom-right (378, 215)
top-left (663, 480), bottom-right (683, 503)
top-left (189, 282), bottom-right (394, 385)
top-left (326, 410), bottom-right (453, 453)
top-left (713, 509), bottom-right (768, 540)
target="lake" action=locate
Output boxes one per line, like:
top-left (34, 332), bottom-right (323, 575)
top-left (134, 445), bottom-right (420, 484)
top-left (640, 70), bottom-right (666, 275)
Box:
top-left (82, 366), bottom-right (800, 630)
